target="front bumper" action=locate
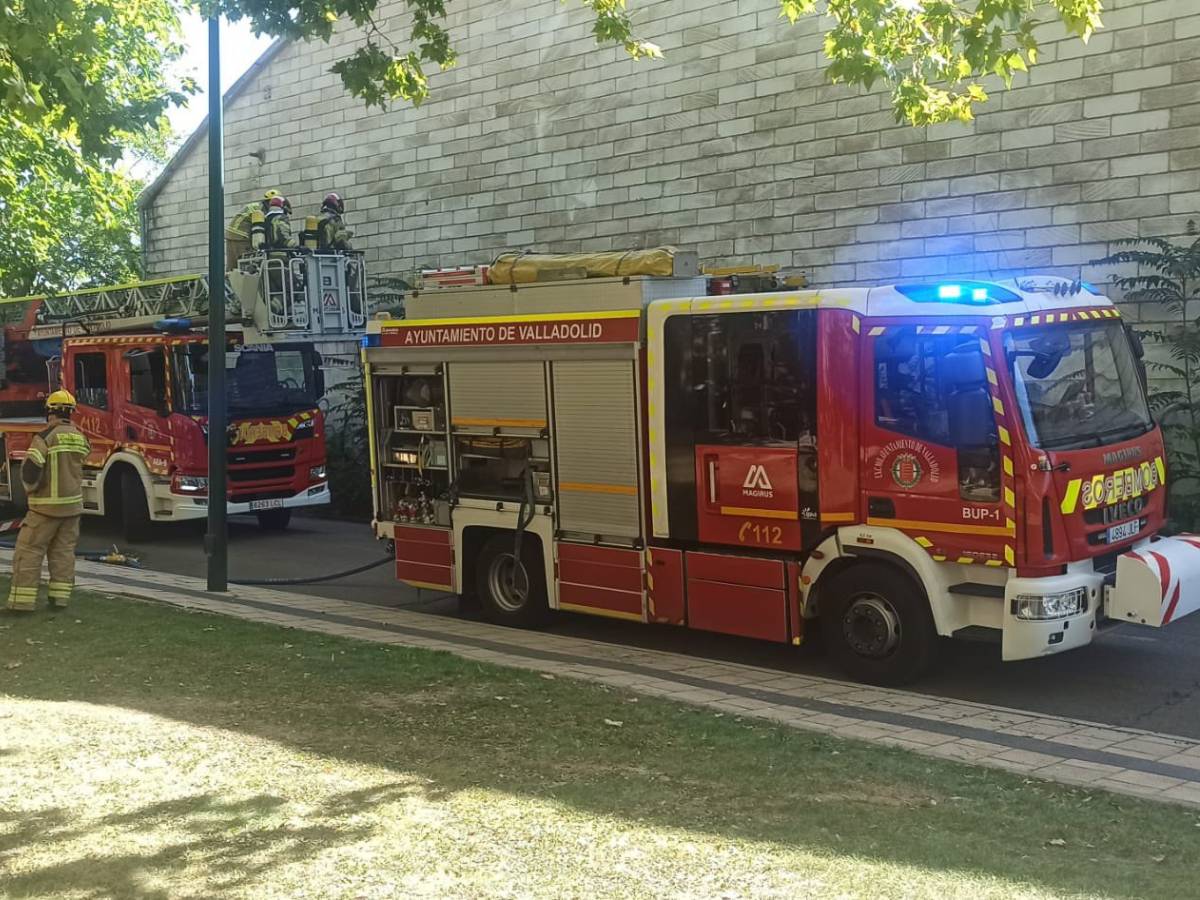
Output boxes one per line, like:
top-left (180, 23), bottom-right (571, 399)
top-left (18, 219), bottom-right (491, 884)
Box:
top-left (1002, 571), bottom-right (1102, 661)
top-left (171, 482), bottom-right (330, 519)
top-left (999, 535), bottom-right (1200, 661)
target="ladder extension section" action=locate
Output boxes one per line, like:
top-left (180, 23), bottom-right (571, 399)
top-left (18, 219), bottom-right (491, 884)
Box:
top-left (7, 275), bottom-right (240, 339)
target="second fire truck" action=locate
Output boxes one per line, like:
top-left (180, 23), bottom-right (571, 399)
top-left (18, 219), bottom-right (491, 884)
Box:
top-left (362, 250), bottom-right (1200, 684)
top-left (0, 243), bottom-right (366, 538)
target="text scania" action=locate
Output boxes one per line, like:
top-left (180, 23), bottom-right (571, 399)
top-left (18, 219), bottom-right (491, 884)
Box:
top-left (400, 321), bottom-right (604, 346)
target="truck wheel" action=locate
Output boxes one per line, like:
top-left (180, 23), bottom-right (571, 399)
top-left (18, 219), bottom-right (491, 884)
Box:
top-left (475, 532), bottom-right (550, 627)
top-left (120, 470), bottom-right (152, 542)
top-left (256, 509), bottom-right (292, 531)
top-left (819, 562), bottom-right (938, 685)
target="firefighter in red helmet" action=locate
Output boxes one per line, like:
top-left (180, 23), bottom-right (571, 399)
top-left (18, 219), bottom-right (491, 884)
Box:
top-left (316, 192), bottom-right (353, 251)
top-left (264, 195), bottom-right (294, 249)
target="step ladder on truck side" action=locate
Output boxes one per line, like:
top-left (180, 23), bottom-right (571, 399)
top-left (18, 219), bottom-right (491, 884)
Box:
top-left (362, 248), bottom-right (1200, 685)
top-left (0, 254), bottom-right (366, 539)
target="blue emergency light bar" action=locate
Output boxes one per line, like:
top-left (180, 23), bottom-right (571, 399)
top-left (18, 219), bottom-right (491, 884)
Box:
top-left (153, 317), bottom-right (193, 333)
top-left (895, 281), bottom-right (1022, 305)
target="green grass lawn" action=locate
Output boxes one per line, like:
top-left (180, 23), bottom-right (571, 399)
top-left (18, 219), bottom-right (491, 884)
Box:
top-left (1, 587), bottom-right (1199, 899)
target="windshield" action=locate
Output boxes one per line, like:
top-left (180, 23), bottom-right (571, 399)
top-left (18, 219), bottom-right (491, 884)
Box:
top-left (1005, 322), bottom-right (1152, 451)
top-left (173, 343), bottom-right (323, 417)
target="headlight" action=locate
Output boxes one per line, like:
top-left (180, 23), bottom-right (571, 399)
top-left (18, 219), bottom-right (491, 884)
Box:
top-left (1013, 588), bottom-right (1087, 620)
top-left (309, 465), bottom-right (326, 480)
top-left (176, 475), bottom-right (208, 493)
top-left (293, 418), bottom-right (315, 439)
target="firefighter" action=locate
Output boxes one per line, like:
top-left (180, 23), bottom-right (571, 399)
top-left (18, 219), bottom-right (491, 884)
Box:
top-left (225, 189), bottom-right (282, 269)
top-left (6, 390), bottom-right (91, 612)
top-left (264, 196), bottom-right (295, 249)
top-left (316, 192), bottom-right (353, 251)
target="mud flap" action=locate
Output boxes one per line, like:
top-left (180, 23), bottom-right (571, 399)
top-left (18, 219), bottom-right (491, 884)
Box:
top-left (1108, 536), bottom-right (1200, 626)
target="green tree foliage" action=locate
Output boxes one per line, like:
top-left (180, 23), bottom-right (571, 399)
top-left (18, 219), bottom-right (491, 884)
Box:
top-left (1, 0), bottom-right (192, 295)
top-left (216, 0), bottom-right (1100, 124)
top-left (212, 0), bottom-right (660, 109)
top-left (1094, 223), bottom-right (1200, 530)
top-left (781, 0), bottom-right (1104, 124)
top-left (0, 125), bottom-right (144, 297)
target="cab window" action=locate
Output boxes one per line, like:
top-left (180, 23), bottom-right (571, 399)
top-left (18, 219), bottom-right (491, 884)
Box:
top-left (874, 328), bottom-right (1000, 501)
top-left (74, 353), bottom-right (108, 410)
top-left (127, 348), bottom-right (168, 411)
top-left (676, 310), bottom-right (816, 444)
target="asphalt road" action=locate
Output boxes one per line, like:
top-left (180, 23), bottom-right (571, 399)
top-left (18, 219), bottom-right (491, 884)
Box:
top-left (74, 512), bottom-right (1200, 739)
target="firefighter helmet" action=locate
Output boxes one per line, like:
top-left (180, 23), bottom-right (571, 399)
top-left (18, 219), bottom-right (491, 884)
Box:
top-left (262, 189), bottom-right (281, 202)
top-left (322, 192), bottom-right (344, 215)
top-left (46, 389), bottom-right (77, 414)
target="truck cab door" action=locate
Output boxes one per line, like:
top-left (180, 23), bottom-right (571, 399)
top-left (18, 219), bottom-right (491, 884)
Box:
top-left (864, 327), bottom-right (1010, 566)
top-left (662, 309), bottom-right (820, 552)
top-left (119, 347), bottom-right (173, 468)
top-left (67, 348), bottom-right (115, 467)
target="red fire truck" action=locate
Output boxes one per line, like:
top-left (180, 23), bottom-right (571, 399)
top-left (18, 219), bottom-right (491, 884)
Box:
top-left (362, 254), bottom-right (1200, 683)
top-left (0, 276), bottom-right (331, 538)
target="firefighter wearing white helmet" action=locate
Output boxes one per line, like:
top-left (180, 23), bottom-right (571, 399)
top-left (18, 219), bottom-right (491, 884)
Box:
top-left (6, 389), bottom-right (91, 612)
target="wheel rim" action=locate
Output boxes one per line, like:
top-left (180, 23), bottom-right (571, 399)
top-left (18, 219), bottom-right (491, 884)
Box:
top-left (486, 553), bottom-right (530, 613)
top-left (842, 592), bottom-right (901, 659)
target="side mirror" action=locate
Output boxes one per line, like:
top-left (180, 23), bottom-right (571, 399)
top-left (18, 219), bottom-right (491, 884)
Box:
top-left (948, 388), bottom-right (996, 448)
top-left (1027, 352), bottom-right (1063, 379)
top-left (313, 350), bottom-right (325, 398)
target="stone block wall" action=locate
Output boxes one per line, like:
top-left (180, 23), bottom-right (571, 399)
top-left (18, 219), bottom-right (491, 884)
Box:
top-left (142, 0), bottom-right (1199, 336)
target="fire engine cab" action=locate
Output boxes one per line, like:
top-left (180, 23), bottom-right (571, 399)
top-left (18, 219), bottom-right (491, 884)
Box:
top-left (362, 251), bottom-right (1200, 684)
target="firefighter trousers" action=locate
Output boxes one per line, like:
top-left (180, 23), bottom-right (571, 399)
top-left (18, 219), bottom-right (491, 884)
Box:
top-left (7, 511), bottom-right (81, 610)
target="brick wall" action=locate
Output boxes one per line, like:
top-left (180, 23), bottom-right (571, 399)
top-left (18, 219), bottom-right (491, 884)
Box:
top-left (143, 0), bottom-right (1199, 328)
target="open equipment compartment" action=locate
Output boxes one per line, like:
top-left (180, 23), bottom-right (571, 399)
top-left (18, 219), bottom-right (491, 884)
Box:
top-left (373, 365), bottom-right (451, 526)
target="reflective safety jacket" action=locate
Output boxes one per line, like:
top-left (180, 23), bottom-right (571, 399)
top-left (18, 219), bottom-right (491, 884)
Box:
top-left (21, 422), bottom-right (91, 517)
top-left (225, 202), bottom-right (261, 242)
top-left (265, 212), bottom-right (294, 248)
top-left (317, 211), bottom-right (352, 251)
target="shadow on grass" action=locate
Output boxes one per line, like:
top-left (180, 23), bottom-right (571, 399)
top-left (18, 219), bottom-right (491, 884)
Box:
top-left (1, 594), bottom-right (1196, 898)
top-left (0, 786), bottom-right (414, 898)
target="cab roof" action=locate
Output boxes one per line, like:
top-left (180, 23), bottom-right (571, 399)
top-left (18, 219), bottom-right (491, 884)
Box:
top-left (860, 277), bottom-right (1114, 318)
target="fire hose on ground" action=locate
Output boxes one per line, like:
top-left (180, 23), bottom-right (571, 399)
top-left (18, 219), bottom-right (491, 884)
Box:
top-left (0, 517), bottom-right (400, 585)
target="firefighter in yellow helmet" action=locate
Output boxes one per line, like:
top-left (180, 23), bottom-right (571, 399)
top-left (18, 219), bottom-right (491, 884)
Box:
top-left (225, 190), bottom-right (287, 269)
top-left (6, 390), bottom-right (91, 612)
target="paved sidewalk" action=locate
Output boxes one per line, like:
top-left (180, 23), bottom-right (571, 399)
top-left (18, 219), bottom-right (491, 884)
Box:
top-left (20, 549), bottom-right (1200, 809)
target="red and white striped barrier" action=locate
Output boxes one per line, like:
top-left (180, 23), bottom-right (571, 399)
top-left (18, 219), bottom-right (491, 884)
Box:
top-left (1112, 535), bottom-right (1200, 626)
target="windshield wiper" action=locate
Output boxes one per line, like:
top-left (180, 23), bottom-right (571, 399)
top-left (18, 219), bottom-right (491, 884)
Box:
top-left (1097, 422), bottom-right (1152, 444)
top-left (1038, 432), bottom-right (1105, 450)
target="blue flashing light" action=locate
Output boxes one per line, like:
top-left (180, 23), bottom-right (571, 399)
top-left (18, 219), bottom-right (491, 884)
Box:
top-left (361, 333), bottom-right (381, 348)
top-left (896, 281), bottom-right (1022, 305)
top-left (1080, 280), bottom-right (1105, 296)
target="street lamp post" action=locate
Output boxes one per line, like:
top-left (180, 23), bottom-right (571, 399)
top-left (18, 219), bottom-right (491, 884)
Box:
top-left (206, 14), bottom-right (228, 592)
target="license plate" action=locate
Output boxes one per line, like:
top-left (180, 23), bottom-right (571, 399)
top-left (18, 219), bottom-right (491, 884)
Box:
top-left (1107, 519), bottom-right (1141, 544)
top-left (249, 499), bottom-right (284, 511)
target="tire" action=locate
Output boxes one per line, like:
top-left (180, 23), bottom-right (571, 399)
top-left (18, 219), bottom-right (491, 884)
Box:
top-left (120, 469), bottom-right (152, 543)
top-left (256, 508), bottom-right (292, 531)
top-left (475, 532), bottom-right (550, 627)
top-left (819, 562), bottom-right (938, 686)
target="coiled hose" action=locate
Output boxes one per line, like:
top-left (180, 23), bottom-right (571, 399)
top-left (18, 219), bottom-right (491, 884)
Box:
top-left (229, 555), bottom-right (393, 586)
